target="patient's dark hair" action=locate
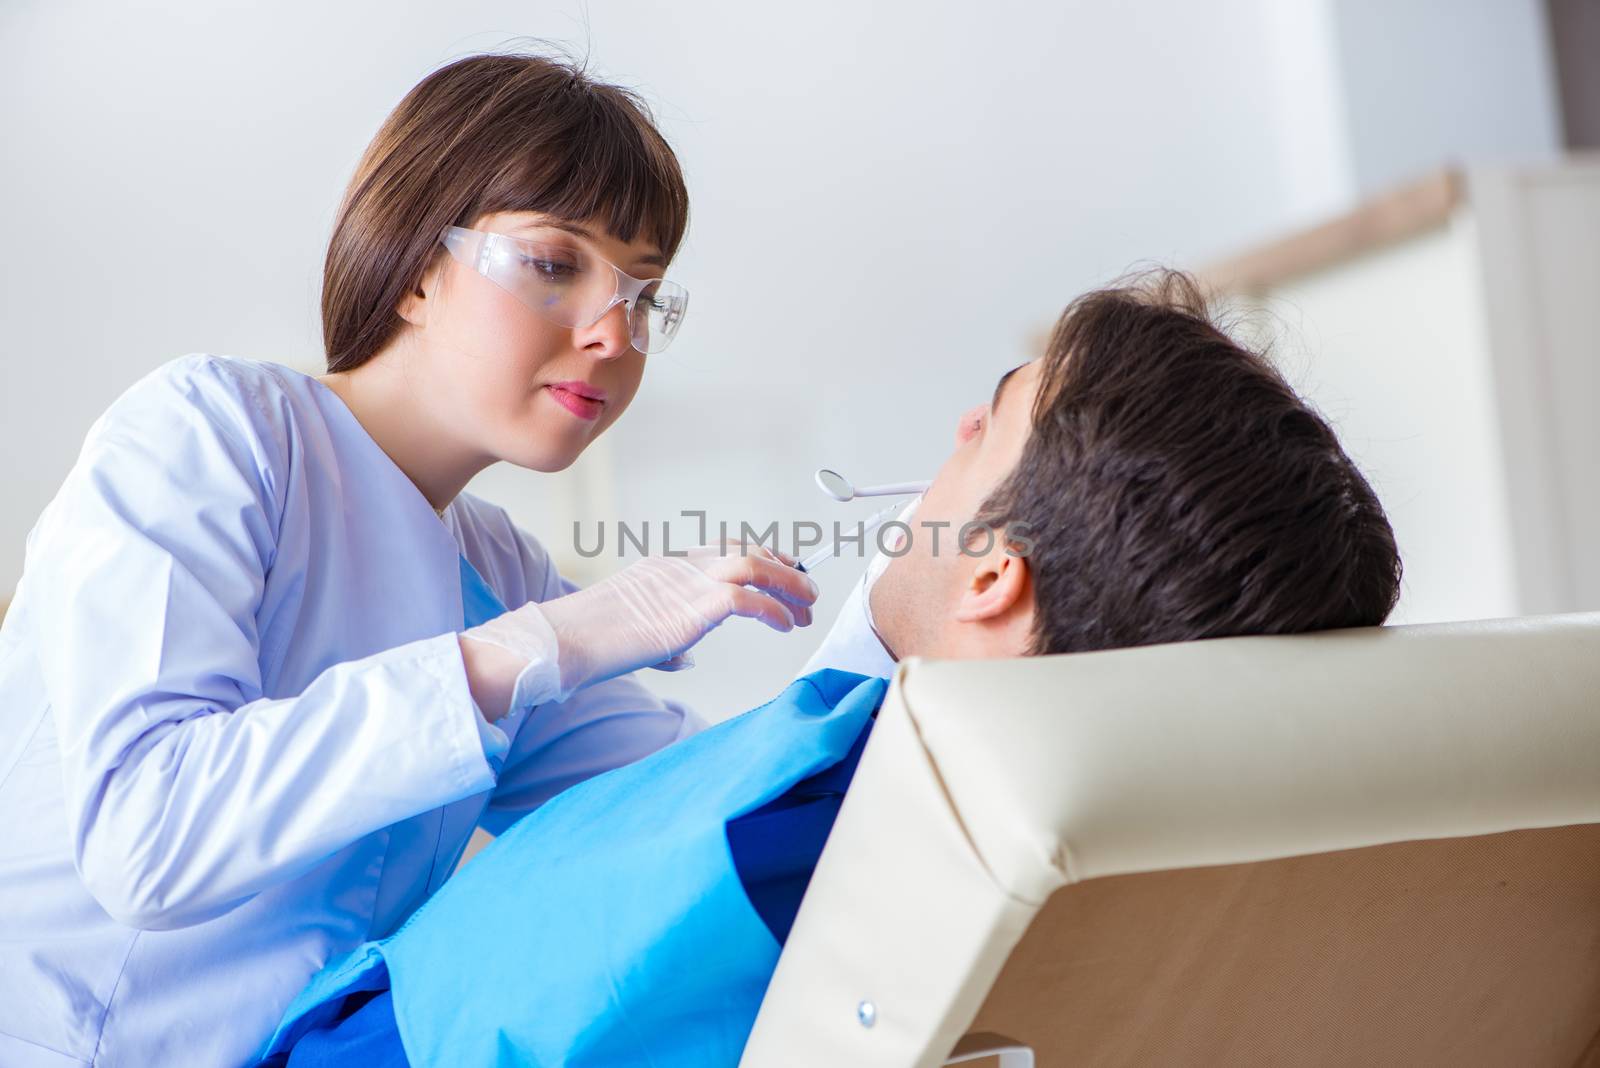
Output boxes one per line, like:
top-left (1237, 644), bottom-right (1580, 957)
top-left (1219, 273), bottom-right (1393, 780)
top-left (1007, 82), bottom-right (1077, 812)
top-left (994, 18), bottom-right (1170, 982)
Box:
top-left (975, 269), bottom-right (1402, 655)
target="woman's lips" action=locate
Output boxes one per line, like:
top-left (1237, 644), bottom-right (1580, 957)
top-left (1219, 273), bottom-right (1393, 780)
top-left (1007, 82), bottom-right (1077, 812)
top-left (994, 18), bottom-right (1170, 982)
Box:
top-left (544, 383), bottom-right (605, 421)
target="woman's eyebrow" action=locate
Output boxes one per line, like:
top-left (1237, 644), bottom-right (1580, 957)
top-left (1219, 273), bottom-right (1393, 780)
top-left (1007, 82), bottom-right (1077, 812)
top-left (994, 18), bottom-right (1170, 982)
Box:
top-left (521, 218), bottom-right (591, 240)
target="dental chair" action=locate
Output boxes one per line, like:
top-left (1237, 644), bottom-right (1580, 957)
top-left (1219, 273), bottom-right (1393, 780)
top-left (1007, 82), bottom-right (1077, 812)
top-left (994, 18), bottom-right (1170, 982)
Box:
top-left (741, 612), bottom-right (1600, 1067)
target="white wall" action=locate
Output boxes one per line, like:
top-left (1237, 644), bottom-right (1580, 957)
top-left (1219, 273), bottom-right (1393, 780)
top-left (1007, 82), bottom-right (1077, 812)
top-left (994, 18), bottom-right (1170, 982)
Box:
top-left (1253, 0), bottom-right (1563, 225)
top-left (1329, 0), bottom-right (1562, 195)
top-left (0, 0), bottom-right (1567, 717)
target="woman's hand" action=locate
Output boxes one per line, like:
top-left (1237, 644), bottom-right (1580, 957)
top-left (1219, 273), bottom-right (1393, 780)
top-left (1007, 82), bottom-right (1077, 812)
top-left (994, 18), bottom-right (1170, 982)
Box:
top-left (461, 544), bottom-right (818, 707)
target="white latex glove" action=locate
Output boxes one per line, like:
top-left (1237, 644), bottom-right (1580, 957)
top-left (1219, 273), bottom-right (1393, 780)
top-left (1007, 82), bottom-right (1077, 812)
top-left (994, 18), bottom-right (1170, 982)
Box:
top-left (463, 543), bottom-right (818, 702)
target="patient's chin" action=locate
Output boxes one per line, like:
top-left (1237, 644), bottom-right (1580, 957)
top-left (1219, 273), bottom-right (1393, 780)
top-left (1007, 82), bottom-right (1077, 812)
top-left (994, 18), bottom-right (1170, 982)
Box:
top-left (866, 586), bottom-right (925, 663)
top-left (868, 612), bottom-right (904, 662)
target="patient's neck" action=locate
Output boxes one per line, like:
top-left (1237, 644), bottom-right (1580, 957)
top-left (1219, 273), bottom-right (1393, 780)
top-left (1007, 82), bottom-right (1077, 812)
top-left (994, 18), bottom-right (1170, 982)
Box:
top-left (880, 622), bottom-right (1031, 662)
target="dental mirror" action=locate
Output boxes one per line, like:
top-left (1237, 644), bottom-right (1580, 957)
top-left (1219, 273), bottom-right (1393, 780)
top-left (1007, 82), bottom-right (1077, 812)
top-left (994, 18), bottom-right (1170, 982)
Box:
top-left (813, 468), bottom-right (931, 502)
top-left (798, 469), bottom-right (932, 572)
top-left (815, 468), bottom-right (854, 501)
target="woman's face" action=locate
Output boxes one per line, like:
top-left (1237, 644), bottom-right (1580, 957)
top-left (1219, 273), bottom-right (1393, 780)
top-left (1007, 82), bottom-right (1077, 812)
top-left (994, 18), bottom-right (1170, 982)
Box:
top-left (407, 209), bottom-right (669, 473)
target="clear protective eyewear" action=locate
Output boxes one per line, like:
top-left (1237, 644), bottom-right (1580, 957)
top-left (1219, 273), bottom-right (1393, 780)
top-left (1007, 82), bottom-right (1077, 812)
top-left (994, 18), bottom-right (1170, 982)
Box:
top-left (439, 225), bottom-right (689, 354)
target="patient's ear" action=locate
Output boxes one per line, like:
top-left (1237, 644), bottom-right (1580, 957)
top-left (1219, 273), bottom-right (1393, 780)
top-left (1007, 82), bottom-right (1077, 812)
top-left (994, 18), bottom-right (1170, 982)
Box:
top-left (952, 539), bottom-right (1032, 625)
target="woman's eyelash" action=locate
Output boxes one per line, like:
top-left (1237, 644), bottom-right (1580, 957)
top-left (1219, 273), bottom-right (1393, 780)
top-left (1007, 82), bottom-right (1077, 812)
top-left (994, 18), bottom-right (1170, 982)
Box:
top-left (519, 255), bottom-right (579, 279)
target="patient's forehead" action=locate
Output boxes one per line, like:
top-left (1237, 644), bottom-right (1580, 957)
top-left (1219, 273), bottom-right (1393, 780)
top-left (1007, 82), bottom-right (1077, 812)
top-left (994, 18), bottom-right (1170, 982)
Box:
top-left (990, 359), bottom-right (1042, 446)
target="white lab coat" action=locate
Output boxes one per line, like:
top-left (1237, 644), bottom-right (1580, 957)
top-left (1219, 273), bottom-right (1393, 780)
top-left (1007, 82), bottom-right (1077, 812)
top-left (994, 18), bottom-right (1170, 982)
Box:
top-left (0, 354), bottom-right (700, 1067)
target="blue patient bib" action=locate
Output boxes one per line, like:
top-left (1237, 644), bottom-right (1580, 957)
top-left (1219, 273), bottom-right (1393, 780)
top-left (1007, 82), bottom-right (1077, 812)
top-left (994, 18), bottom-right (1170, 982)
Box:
top-left (259, 668), bottom-right (886, 1067)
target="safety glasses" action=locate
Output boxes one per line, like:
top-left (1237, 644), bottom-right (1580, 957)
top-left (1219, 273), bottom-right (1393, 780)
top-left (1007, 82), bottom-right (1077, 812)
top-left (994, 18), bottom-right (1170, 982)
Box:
top-left (439, 225), bottom-right (689, 354)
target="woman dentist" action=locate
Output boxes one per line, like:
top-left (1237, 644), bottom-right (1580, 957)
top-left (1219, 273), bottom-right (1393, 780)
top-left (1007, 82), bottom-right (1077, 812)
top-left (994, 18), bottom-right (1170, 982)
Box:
top-left (0, 52), bottom-right (816, 1068)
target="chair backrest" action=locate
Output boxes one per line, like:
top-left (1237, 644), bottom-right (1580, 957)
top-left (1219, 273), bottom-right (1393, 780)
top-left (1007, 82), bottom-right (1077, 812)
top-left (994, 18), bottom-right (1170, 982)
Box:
top-left (741, 612), bottom-right (1600, 1067)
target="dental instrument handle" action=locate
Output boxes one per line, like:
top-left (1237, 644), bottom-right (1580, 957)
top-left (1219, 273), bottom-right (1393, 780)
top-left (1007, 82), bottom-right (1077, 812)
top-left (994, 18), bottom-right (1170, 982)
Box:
top-left (796, 501), bottom-right (904, 573)
top-left (850, 479), bottom-right (932, 499)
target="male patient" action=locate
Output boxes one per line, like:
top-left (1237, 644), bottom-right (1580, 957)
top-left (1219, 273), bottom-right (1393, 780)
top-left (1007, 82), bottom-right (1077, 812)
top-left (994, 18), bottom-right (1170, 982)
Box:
top-left (259, 271), bottom-right (1402, 1066)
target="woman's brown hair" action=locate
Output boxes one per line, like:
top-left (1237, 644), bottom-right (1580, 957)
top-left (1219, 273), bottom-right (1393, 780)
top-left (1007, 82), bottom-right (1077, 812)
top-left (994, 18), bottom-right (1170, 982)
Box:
top-left (322, 50), bottom-right (690, 372)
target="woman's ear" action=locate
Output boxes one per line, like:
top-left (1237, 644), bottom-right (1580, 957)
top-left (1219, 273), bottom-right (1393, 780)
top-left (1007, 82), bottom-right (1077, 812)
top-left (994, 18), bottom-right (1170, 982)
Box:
top-left (952, 540), bottom-right (1032, 624)
top-left (396, 259), bottom-right (442, 327)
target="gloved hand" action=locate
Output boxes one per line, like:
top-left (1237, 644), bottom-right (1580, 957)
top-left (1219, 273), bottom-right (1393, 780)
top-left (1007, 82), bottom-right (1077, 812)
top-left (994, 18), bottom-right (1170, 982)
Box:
top-left (462, 544), bottom-right (819, 702)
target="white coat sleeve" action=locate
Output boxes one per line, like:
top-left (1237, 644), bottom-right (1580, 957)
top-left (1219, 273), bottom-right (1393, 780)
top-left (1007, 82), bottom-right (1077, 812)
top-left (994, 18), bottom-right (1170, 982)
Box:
top-left (476, 543), bottom-right (706, 836)
top-left (27, 361), bottom-right (497, 930)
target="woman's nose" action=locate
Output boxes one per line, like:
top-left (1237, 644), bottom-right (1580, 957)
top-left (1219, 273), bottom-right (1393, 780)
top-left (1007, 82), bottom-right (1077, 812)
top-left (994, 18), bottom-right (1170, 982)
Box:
top-left (573, 301), bottom-right (633, 359)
